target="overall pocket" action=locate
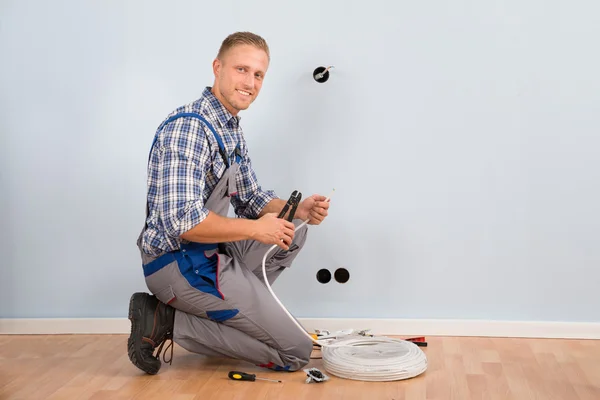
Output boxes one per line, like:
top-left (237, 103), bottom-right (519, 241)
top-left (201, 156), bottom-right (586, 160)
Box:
top-left (153, 285), bottom-right (176, 305)
top-left (144, 260), bottom-right (178, 305)
top-left (178, 246), bottom-right (224, 300)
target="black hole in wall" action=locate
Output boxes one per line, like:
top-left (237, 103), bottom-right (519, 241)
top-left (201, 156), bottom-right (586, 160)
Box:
top-left (313, 66), bottom-right (330, 83)
top-left (334, 268), bottom-right (350, 283)
top-left (316, 269), bottom-right (331, 284)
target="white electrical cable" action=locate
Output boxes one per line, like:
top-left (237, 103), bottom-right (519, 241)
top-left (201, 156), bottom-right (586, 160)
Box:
top-left (261, 189), bottom-right (428, 381)
top-left (321, 336), bottom-right (428, 381)
top-left (261, 190), bottom-right (336, 347)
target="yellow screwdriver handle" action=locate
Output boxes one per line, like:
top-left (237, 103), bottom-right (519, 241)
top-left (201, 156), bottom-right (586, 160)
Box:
top-left (229, 371), bottom-right (256, 381)
top-left (228, 370), bottom-right (282, 383)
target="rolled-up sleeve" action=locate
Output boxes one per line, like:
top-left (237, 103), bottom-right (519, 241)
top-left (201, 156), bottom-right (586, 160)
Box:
top-left (156, 120), bottom-right (211, 237)
top-left (232, 149), bottom-right (278, 219)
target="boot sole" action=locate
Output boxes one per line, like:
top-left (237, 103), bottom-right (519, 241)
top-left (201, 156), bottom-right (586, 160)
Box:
top-left (128, 293), bottom-right (160, 375)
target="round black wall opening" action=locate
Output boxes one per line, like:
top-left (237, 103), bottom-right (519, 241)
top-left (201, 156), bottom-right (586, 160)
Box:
top-left (313, 66), bottom-right (330, 83)
top-left (334, 268), bottom-right (350, 283)
top-left (316, 269), bottom-right (331, 284)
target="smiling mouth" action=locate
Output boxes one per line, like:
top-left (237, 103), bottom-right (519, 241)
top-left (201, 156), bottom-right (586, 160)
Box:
top-left (237, 89), bottom-right (251, 96)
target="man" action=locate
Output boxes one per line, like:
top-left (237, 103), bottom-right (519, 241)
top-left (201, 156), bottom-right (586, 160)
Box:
top-left (127, 31), bottom-right (330, 375)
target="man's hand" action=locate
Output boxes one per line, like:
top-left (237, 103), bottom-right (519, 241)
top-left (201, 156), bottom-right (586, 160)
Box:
top-left (295, 194), bottom-right (330, 225)
top-left (252, 213), bottom-right (296, 250)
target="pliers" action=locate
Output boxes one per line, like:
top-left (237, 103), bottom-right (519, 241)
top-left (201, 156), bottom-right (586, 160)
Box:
top-left (278, 190), bottom-right (302, 222)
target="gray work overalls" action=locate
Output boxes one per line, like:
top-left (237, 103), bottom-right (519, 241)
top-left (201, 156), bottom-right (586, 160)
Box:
top-left (136, 112), bottom-right (312, 372)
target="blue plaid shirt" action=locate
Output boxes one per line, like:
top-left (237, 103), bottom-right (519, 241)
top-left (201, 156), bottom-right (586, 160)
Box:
top-left (140, 87), bottom-right (278, 256)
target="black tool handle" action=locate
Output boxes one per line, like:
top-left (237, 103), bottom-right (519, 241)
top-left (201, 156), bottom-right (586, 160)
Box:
top-left (229, 371), bottom-right (256, 381)
top-left (278, 190), bottom-right (302, 221)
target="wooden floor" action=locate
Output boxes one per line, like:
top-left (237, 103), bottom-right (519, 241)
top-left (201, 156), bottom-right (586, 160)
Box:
top-left (1, 334), bottom-right (599, 399)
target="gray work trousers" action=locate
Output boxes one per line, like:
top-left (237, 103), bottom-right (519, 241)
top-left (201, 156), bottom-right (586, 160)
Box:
top-left (143, 221), bottom-right (312, 372)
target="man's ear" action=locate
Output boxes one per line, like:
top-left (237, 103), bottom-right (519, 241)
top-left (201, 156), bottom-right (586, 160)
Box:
top-left (212, 58), bottom-right (221, 77)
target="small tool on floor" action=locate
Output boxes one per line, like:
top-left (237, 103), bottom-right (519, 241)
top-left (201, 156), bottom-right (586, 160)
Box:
top-left (304, 367), bottom-right (329, 383)
top-left (405, 336), bottom-right (428, 347)
top-left (228, 371), bottom-right (282, 383)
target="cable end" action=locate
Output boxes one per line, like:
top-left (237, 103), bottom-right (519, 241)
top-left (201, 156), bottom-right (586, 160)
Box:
top-left (326, 188), bottom-right (335, 202)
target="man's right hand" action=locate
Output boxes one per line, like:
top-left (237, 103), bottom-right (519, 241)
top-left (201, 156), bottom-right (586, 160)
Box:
top-left (252, 213), bottom-right (296, 250)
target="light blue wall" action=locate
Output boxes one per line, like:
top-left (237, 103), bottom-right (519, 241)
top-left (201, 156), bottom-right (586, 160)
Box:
top-left (1, 1), bottom-right (598, 321)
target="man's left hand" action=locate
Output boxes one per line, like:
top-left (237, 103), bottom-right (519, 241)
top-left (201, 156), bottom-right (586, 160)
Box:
top-left (295, 194), bottom-right (330, 225)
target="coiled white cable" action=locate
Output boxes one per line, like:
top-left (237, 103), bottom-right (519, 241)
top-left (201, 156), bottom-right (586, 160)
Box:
top-left (321, 336), bottom-right (428, 381)
top-left (261, 189), bottom-right (428, 381)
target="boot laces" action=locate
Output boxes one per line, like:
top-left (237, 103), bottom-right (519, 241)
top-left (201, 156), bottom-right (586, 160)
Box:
top-left (155, 330), bottom-right (174, 365)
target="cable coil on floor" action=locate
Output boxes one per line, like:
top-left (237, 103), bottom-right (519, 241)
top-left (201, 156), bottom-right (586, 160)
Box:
top-left (320, 335), bottom-right (428, 381)
top-left (261, 189), bottom-right (428, 381)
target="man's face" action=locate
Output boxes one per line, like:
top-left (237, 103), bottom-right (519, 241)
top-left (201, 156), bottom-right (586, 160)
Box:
top-left (212, 44), bottom-right (269, 116)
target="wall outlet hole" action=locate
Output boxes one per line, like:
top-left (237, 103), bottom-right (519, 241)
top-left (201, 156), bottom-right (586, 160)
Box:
top-left (334, 268), bottom-right (350, 283)
top-left (313, 66), bottom-right (330, 83)
top-left (316, 269), bottom-right (331, 284)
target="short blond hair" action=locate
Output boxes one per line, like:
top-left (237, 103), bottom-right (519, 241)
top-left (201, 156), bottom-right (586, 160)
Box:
top-left (217, 31), bottom-right (270, 61)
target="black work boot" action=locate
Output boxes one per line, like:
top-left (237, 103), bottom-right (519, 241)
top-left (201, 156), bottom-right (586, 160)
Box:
top-left (127, 292), bottom-right (176, 375)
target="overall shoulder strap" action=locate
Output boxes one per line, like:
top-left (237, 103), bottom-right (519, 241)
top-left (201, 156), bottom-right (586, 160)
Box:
top-left (150, 112), bottom-right (229, 168)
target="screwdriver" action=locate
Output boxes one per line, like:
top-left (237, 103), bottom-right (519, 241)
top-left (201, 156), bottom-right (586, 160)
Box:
top-left (228, 370), bottom-right (282, 383)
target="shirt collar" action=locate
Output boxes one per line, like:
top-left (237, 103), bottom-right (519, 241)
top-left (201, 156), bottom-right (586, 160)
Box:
top-left (203, 87), bottom-right (241, 128)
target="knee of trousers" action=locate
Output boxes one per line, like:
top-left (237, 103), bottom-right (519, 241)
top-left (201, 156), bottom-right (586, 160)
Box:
top-left (278, 334), bottom-right (313, 371)
top-left (292, 221), bottom-right (309, 249)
